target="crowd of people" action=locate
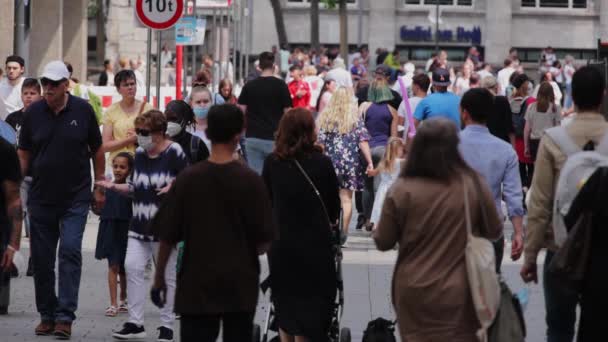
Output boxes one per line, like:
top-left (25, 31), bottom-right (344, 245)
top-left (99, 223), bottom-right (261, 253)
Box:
top-left (0, 42), bottom-right (605, 342)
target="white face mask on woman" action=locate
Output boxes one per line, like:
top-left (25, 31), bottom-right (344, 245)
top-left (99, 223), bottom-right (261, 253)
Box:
top-left (166, 122), bottom-right (183, 137)
top-left (137, 134), bottom-right (155, 151)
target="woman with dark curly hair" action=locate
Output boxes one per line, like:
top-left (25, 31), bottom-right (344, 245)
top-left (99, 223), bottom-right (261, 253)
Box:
top-left (164, 100), bottom-right (209, 164)
top-left (262, 108), bottom-right (341, 342)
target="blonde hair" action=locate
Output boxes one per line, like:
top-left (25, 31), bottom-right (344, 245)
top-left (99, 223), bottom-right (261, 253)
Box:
top-left (379, 137), bottom-right (405, 173)
top-left (304, 65), bottom-right (318, 77)
top-left (316, 87), bottom-right (359, 135)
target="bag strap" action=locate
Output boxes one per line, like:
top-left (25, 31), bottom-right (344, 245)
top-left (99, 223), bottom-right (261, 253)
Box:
top-left (293, 159), bottom-right (332, 228)
top-left (137, 101), bottom-right (147, 115)
top-left (463, 176), bottom-right (473, 237)
top-left (545, 126), bottom-right (580, 157)
top-left (190, 135), bottom-right (200, 163)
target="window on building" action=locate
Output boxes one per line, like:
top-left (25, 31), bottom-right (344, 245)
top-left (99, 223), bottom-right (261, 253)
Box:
top-left (521, 0), bottom-right (586, 8)
top-left (286, 0), bottom-right (356, 4)
top-left (515, 47), bottom-right (595, 62)
top-left (405, 0), bottom-right (472, 5)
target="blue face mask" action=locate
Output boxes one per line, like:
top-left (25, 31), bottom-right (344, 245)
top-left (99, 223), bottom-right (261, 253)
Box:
top-left (193, 107), bottom-right (209, 119)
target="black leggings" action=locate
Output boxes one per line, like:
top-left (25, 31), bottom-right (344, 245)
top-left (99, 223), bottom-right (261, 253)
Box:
top-left (180, 311), bottom-right (255, 342)
top-left (519, 162), bottom-right (535, 189)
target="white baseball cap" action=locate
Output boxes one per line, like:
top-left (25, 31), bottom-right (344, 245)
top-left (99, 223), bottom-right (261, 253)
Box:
top-left (40, 61), bottom-right (70, 81)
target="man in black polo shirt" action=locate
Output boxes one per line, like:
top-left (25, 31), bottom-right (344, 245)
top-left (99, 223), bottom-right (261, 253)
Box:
top-left (17, 61), bottom-right (105, 339)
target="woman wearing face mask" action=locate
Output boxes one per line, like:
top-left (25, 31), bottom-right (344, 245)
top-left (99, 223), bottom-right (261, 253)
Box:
top-left (97, 110), bottom-right (188, 341)
top-left (102, 70), bottom-right (153, 161)
top-left (164, 100), bottom-right (210, 164)
top-left (189, 85), bottom-right (214, 151)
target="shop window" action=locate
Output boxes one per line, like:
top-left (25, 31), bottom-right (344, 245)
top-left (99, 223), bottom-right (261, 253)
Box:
top-left (286, 0), bottom-right (356, 4)
top-left (397, 45), bottom-right (476, 62)
top-left (522, 0), bottom-right (586, 8)
top-left (516, 48), bottom-right (595, 63)
top-left (405, 0), bottom-right (472, 5)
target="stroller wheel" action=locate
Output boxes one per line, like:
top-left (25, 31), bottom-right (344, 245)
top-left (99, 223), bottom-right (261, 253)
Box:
top-left (339, 327), bottom-right (351, 342)
top-left (252, 324), bottom-right (261, 342)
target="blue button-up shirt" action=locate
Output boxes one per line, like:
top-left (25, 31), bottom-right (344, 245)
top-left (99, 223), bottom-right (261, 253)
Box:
top-left (459, 125), bottom-right (524, 222)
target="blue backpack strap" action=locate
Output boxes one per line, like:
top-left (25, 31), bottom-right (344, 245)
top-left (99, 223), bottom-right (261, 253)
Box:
top-left (545, 126), bottom-right (580, 157)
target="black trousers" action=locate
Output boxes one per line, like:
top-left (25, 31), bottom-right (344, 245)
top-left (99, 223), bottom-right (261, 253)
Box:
top-left (180, 311), bottom-right (255, 342)
top-left (493, 237), bottom-right (505, 274)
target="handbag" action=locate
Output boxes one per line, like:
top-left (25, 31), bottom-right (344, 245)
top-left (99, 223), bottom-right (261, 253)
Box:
top-left (293, 159), bottom-right (334, 229)
top-left (488, 280), bottom-right (526, 342)
top-left (548, 210), bottom-right (593, 291)
top-left (463, 175), bottom-right (501, 342)
top-left (293, 160), bottom-right (343, 246)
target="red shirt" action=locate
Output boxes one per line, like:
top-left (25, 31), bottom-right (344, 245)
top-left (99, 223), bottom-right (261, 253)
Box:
top-left (288, 80), bottom-right (311, 109)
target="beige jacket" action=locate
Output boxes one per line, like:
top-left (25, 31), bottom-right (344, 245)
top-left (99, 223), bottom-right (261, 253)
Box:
top-left (524, 113), bottom-right (608, 265)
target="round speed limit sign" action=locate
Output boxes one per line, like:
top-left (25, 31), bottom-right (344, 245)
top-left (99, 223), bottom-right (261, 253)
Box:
top-left (136, 0), bottom-right (184, 30)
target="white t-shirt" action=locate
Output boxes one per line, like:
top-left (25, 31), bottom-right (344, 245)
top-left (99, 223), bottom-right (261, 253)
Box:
top-left (326, 68), bottom-right (353, 89)
top-left (550, 66), bottom-right (564, 84)
top-left (397, 96), bottom-right (423, 139)
top-left (304, 75), bottom-right (324, 109)
top-left (476, 69), bottom-right (492, 81)
top-left (496, 67), bottom-right (515, 96)
top-left (193, 129), bottom-right (211, 151)
top-left (0, 77), bottom-right (24, 120)
top-left (454, 77), bottom-right (470, 97)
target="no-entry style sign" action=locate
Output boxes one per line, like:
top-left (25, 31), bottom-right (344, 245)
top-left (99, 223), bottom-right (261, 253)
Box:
top-left (136, 0), bottom-right (184, 30)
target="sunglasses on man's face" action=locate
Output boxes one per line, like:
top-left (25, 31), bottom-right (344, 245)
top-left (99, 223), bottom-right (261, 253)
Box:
top-left (40, 78), bottom-right (63, 88)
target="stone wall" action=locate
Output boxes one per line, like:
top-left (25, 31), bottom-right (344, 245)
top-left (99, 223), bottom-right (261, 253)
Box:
top-left (0, 0), bottom-right (15, 62)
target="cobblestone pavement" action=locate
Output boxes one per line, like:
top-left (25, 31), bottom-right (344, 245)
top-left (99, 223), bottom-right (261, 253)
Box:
top-left (0, 214), bottom-right (555, 341)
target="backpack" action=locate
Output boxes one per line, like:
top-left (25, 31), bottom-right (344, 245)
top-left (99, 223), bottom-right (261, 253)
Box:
top-left (544, 126), bottom-right (608, 247)
top-left (361, 318), bottom-right (397, 342)
top-left (509, 96), bottom-right (529, 138)
top-left (190, 135), bottom-right (200, 164)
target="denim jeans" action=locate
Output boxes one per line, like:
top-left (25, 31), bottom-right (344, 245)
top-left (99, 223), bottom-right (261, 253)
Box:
top-left (544, 251), bottom-right (580, 342)
top-left (564, 83), bottom-right (573, 109)
top-left (245, 138), bottom-right (275, 175)
top-left (29, 202), bottom-right (89, 323)
top-left (363, 146), bottom-right (386, 222)
top-left (20, 177), bottom-right (32, 236)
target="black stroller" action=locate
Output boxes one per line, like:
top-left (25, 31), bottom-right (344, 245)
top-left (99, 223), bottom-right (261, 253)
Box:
top-left (253, 220), bottom-right (351, 342)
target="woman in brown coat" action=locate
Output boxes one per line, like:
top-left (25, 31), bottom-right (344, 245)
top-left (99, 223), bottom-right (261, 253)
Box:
top-left (373, 118), bottom-right (502, 342)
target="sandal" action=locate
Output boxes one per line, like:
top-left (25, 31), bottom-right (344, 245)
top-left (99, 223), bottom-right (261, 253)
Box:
top-left (105, 306), bottom-right (118, 317)
top-left (118, 302), bottom-right (128, 313)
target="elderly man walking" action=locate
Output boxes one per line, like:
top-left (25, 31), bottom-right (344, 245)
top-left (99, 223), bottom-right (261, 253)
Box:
top-left (17, 61), bottom-right (105, 339)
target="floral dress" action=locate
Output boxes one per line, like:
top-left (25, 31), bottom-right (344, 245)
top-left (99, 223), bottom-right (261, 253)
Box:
top-left (318, 119), bottom-right (370, 191)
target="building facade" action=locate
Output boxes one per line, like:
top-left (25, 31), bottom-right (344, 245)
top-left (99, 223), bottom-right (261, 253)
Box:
top-left (0, 0), bottom-right (89, 81)
top-left (251, 0), bottom-right (608, 64)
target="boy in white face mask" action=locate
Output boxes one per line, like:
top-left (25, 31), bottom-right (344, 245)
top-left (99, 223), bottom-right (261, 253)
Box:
top-left (165, 100), bottom-right (210, 164)
top-left (96, 110), bottom-right (188, 342)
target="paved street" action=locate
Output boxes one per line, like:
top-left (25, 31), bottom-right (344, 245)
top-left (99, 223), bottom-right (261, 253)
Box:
top-left (0, 214), bottom-right (553, 341)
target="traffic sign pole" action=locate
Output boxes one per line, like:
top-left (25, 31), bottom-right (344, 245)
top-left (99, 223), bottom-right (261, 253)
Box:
top-left (146, 28), bottom-right (152, 104)
top-left (135, 0), bottom-right (185, 104)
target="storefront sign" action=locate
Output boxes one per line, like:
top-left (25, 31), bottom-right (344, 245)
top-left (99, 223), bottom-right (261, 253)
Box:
top-left (400, 26), bottom-right (482, 45)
